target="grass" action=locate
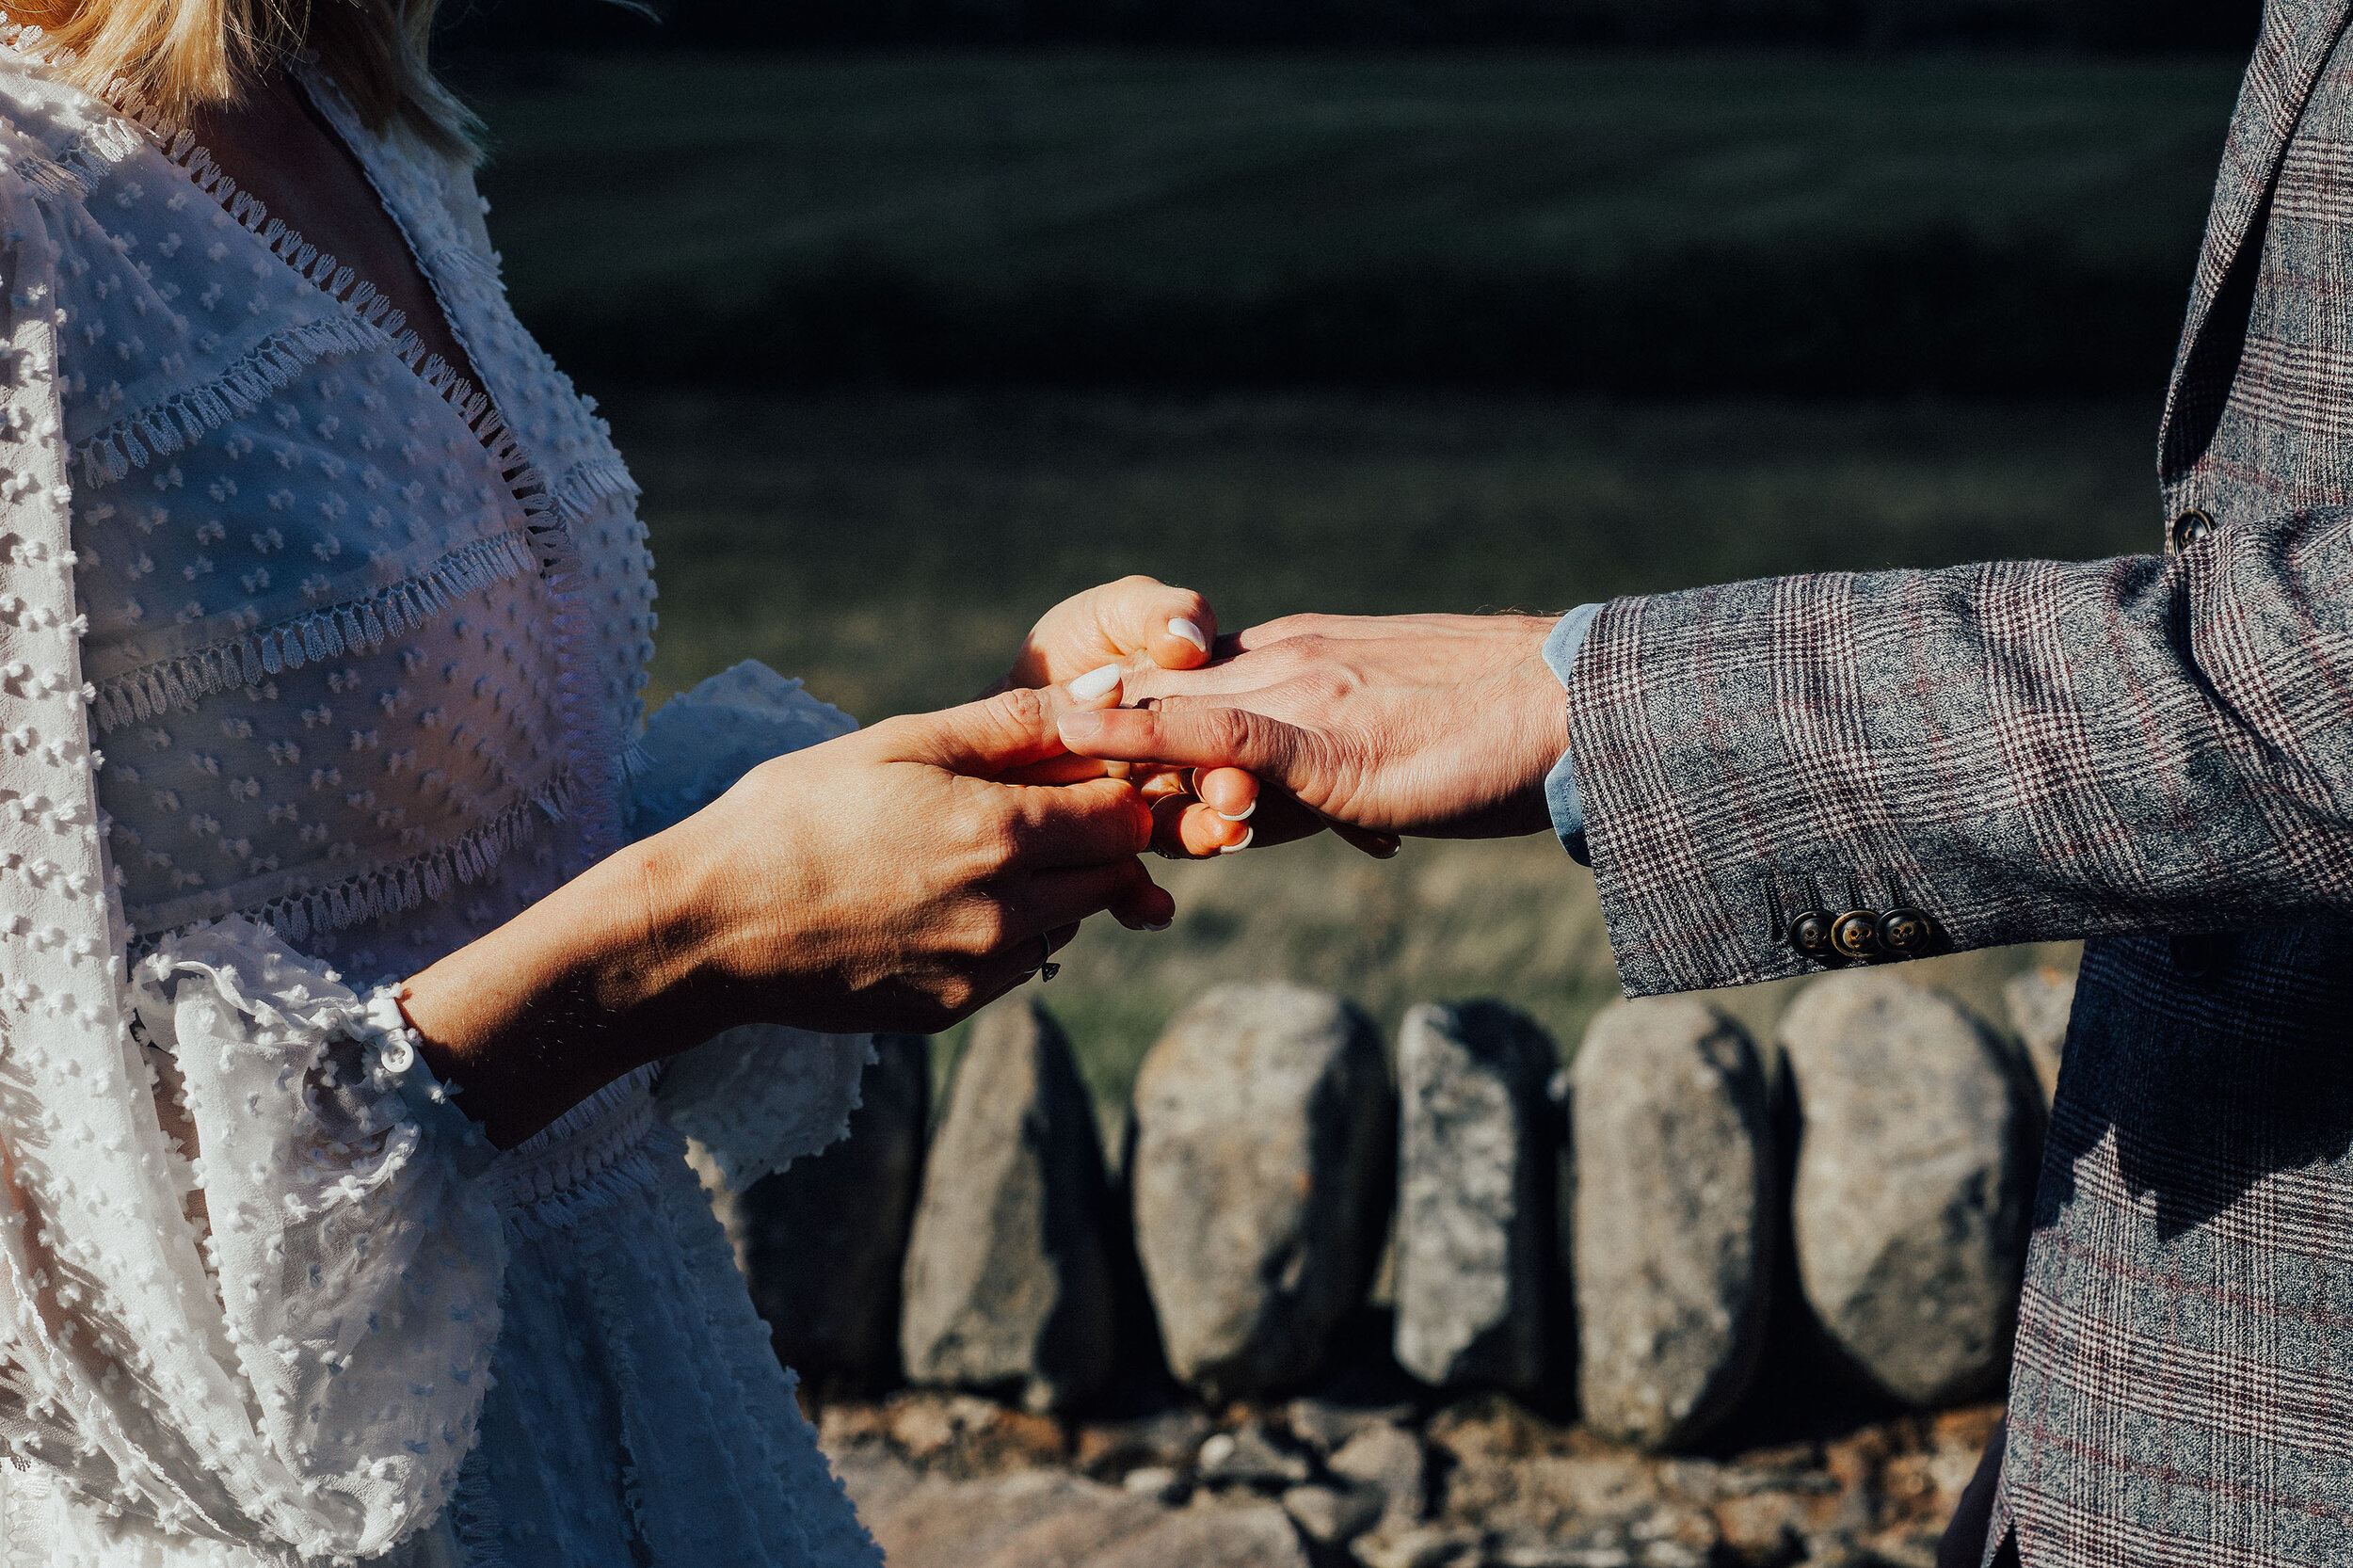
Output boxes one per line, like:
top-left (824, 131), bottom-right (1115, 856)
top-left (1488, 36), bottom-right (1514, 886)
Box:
top-left (609, 389), bottom-right (2135, 1115)
top-left (473, 52), bottom-right (2234, 306)
top-left (463, 53), bottom-right (2241, 391)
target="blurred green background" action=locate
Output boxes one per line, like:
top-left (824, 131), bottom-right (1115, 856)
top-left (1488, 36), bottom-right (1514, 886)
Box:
top-left (458, 50), bottom-right (2235, 1114)
top-left (479, 53), bottom-right (2237, 393)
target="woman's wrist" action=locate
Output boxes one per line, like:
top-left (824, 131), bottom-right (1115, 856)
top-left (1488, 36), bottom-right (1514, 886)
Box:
top-left (396, 815), bottom-right (748, 1146)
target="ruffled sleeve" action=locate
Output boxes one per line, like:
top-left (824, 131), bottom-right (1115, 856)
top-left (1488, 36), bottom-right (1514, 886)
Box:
top-left (0, 914), bottom-right (507, 1561)
top-left (123, 918), bottom-right (507, 1556)
top-left (626, 662), bottom-right (878, 1189)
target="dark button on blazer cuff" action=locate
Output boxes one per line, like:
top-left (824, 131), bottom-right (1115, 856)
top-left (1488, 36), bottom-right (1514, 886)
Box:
top-left (1831, 909), bottom-right (1882, 960)
top-left (1769, 875), bottom-right (1939, 968)
top-left (1879, 907), bottom-right (1934, 956)
top-left (1786, 909), bottom-right (1835, 960)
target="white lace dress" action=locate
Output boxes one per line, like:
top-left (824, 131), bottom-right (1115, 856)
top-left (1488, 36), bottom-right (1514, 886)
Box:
top-left (0, 37), bottom-right (883, 1568)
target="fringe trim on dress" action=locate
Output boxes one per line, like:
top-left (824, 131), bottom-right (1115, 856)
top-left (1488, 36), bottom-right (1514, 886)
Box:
top-left (0, 27), bottom-right (562, 544)
top-left (581, 1196), bottom-right (663, 1554)
top-left (446, 1444), bottom-right (514, 1568)
top-left (4, 108), bottom-right (141, 201)
top-left (498, 1115), bottom-right (675, 1243)
top-left (74, 316), bottom-right (380, 487)
top-left (89, 528), bottom-right (540, 730)
top-left (225, 763), bottom-right (584, 948)
top-left (530, 466), bottom-right (635, 868)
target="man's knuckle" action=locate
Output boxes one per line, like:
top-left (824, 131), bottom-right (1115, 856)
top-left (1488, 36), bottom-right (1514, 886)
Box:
top-left (1206, 707), bottom-right (1255, 751)
top-left (966, 904), bottom-right (1013, 955)
top-left (997, 686), bottom-right (1046, 729)
top-left (972, 815), bottom-right (1024, 873)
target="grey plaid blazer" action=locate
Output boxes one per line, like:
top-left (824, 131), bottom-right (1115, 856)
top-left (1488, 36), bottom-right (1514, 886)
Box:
top-left (1565, 7), bottom-right (2353, 1562)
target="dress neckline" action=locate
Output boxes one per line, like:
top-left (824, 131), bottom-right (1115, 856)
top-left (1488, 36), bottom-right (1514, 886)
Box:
top-left (0, 23), bottom-right (549, 521)
top-left (280, 61), bottom-right (488, 399)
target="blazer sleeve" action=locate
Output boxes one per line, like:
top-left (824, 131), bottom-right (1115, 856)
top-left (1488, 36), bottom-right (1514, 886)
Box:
top-left (1564, 504), bottom-right (2353, 997)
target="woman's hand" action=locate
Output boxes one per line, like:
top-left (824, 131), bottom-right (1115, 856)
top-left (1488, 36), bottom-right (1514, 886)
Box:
top-left (664, 680), bottom-right (1170, 1034)
top-left (397, 677), bottom-right (1166, 1147)
top-left (1005, 573), bottom-right (1221, 690)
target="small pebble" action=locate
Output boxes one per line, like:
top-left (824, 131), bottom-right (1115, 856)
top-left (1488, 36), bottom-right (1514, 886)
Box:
top-left (1124, 1464), bottom-right (1180, 1496)
top-left (1282, 1482), bottom-right (1382, 1545)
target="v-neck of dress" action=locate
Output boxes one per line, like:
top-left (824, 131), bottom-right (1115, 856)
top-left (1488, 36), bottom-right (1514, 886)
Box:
top-left (270, 65), bottom-right (524, 483)
top-left (283, 62), bottom-right (488, 396)
top-left (0, 29), bottom-right (555, 523)
top-left (131, 55), bottom-right (540, 512)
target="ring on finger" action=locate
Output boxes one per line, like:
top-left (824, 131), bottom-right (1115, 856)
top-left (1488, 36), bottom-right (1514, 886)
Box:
top-left (1030, 933), bottom-right (1060, 984)
top-left (1149, 794), bottom-right (1194, 860)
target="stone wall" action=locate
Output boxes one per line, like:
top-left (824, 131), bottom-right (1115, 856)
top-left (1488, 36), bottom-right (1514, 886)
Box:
top-left (714, 966), bottom-right (2075, 1563)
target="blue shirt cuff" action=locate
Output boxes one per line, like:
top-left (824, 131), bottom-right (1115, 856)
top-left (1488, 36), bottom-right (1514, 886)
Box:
top-left (1541, 604), bottom-right (1601, 865)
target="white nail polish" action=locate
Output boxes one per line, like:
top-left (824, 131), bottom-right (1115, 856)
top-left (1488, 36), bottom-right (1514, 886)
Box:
top-left (1218, 826), bottom-right (1255, 856)
top-left (1216, 799), bottom-right (1257, 824)
top-left (1168, 617), bottom-right (1209, 654)
top-left (1069, 664), bottom-right (1122, 701)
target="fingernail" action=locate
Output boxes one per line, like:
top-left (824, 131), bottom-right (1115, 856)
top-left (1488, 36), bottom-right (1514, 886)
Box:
top-left (1217, 799), bottom-right (1257, 823)
top-left (1168, 617), bottom-right (1208, 654)
top-left (1144, 915), bottom-right (1173, 932)
top-left (1218, 826), bottom-right (1255, 856)
top-left (1069, 664), bottom-right (1122, 701)
top-left (1059, 712), bottom-right (1105, 743)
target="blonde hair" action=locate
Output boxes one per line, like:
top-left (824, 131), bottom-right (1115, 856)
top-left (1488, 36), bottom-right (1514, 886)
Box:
top-left (8, 0), bottom-right (477, 157)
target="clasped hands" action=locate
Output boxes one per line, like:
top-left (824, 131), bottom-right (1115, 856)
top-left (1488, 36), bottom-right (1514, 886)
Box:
top-left (657, 578), bottom-right (1571, 1034)
top-left (750, 581), bottom-right (1570, 1002)
top-left (399, 577), bottom-right (1572, 1148)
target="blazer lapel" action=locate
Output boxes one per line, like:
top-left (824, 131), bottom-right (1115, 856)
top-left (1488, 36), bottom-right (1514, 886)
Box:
top-left (2160, 0), bottom-right (2353, 471)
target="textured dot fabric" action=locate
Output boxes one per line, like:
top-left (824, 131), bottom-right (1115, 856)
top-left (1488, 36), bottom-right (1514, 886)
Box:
top-left (0, 34), bottom-right (878, 1568)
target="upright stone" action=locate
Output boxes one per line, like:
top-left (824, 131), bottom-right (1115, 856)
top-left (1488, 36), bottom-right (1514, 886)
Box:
top-left (1130, 983), bottom-right (1393, 1403)
top-left (1392, 1001), bottom-right (1558, 1392)
top-left (1778, 970), bottom-right (2035, 1408)
top-left (1571, 997), bottom-right (1775, 1449)
top-left (2003, 965), bottom-right (2077, 1107)
top-left (738, 1033), bottom-right (931, 1397)
top-left (902, 998), bottom-right (1116, 1412)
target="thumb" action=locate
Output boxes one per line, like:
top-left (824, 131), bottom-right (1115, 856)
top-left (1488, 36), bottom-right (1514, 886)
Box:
top-left (887, 664), bottom-right (1128, 777)
top-left (1084, 575), bottom-right (1219, 671)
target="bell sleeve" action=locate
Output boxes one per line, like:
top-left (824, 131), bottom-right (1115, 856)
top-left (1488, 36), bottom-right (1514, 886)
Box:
top-left (114, 918), bottom-right (505, 1557)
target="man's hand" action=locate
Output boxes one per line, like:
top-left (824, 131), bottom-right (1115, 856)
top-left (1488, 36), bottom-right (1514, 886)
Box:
top-left (1058, 612), bottom-right (1569, 840)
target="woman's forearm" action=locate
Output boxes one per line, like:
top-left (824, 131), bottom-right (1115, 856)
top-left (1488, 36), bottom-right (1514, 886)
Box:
top-left (395, 816), bottom-right (742, 1148)
top-left (392, 681), bottom-right (1164, 1149)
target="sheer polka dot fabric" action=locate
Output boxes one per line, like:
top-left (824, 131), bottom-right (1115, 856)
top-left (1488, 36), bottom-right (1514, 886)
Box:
top-left (0, 33), bottom-right (877, 1567)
